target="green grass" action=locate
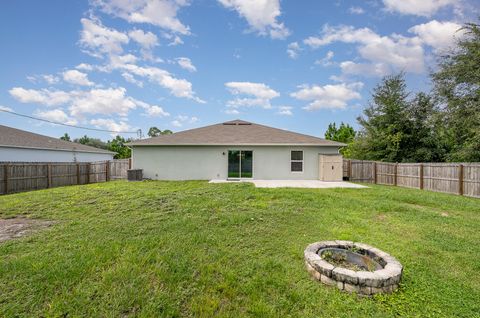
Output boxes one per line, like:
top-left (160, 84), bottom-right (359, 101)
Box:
top-left (0, 181), bottom-right (479, 317)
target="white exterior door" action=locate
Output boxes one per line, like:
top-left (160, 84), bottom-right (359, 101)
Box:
top-left (319, 155), bottom-right (343, 181)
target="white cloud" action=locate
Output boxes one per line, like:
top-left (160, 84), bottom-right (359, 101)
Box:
top-left (171, 114), bottom-right (198, 127)
top-left (9, 86), bottom-right (167, 120)
top-left (176, 57), bottom-right (197, 72)
top-left (90, 118), bottom-right (134, 134)
top-left (304, 25), bottom-right (379, 48)
top-left (43, 74), bottom-right (60, 84)
top-left (94, 0), bottom-right (191, 35)
top-left (163, 32), bottom-right (184, 46)
top-left (291, 82), bottom-right (363, 110)
top-left (225, 81), bottom-right (279, 99)
top-left (383, 0), bottom-right (458, 17)
top-left (339, 61), bottom-right (391, 77)
top-left (143, 105), bottom-right (170, 117)
top-left (218, 0), bottom-right (290, 39)
top-left (78, 16), bottom-right (202, 102)
top-left (171, 120), bottom-right (182, 127)
top-left (9, 87), bottom-right (71, 106)
top-left (225, 108), bottom-right (240, 115)
top-left (35, 109), bottom-right (78, 125)
top-left (287, 42), bottom-right (301, 59)
top-left (0, 105), bottom-right (13, 112)
top-left (277, 106), bottom-right (292, 116)
top-left (304, 25), bottom-right (425, 75)
top-left (26, 74), bottom-right (60, 85)
top-left (408, 20), bottom-right (463, 51)
top-left (62, 69), bottom-right (94, 86)
top-left (225, 81), bottom-right (280, 110)
top-left (79, 17), bottom-right (129, 57)
top-left (122, 72), bottom-right (144, 87)
top-left (76, 63), bottom-right (94, 71)
top-left (315, 51), bottom-right (335, 66)
top-left (349, 6), bottom-right (365, 14)
top-left (68, 87), bottom-right (139, 117)
top-left (119, 63), bottom-right (204, 102)
top-left (227, 97), bottom-right (273, 109)
top-left (128, 29), bottom-right (159, 60)
top-left (225, 82), bottom-right (280, 109)
top-left (128, 29), bottom-right (159, 49)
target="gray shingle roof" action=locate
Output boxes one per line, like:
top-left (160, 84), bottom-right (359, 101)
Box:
top-left (0, 125), bottom-right (115, 154)
top-left (128, 120), bottom-right (345, 147)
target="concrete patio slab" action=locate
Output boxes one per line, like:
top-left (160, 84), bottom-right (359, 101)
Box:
top-left (209, 179), bottom-right (368, 189)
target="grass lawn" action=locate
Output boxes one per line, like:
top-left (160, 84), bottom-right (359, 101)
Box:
top-left (0, 181), bottom-right (479, 317)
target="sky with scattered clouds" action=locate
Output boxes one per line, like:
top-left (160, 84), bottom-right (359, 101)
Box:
top-left (0, 0), bottom-right (477, 140)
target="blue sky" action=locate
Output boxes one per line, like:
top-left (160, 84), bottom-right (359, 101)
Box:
top-left (0, 0), bottom-right (477, 140)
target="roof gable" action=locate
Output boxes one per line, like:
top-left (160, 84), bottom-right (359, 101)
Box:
top-left (128, 120), bottom-right (345, 147)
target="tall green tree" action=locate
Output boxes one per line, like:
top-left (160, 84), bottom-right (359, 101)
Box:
top-left (325, 122), bottom-right (356, 143)
top-left (60, 133), bottom-right (71, 141)
top-left (432, 22), bottom-right (480, 161)
top-left (148, 127), bottom-right (173, 137)
top-left (405, 93), bottom-right (446, 162)
top-left (351, 73), bottom-right (412, 162)
top-left (107, 135), bottom-right (132, 159)
top-left (325, 122), bottom-right (356, 157)
top-left (74, 135), bottom-right (108, 150)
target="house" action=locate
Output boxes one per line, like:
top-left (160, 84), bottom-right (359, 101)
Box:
top-left (0, 125), bottom-right (115, 162)
top-left (128, 120), bottom-right (345, 181)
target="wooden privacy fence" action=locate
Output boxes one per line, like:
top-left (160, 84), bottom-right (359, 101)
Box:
top-left (344, 159), bottom-right (480, 198)
top-left (0, 159), bottom-right (131, 195)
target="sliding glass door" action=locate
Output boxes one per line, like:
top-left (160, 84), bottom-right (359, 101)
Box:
top-left (228, 150), bottom-right (253, 178)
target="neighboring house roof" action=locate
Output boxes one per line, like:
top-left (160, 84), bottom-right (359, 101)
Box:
top-left (0, 125), bottom-right (115, 154)
top-left (128, 120), bottom-right (346, 147)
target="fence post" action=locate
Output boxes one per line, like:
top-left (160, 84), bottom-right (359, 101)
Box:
top-left (105, 161), bottom-right (110, 182)
top-left (458, 164), bottom-right (464, 196)
top-left (76, 163), bottom-right (80, 185)
top-left (128, 158), bottom-right (132, 170)
top-left (348, 160), bottom-right (352, 181)
top-left (394, 163), bottom-right (398, 186)
top-left (87, 163), bottom-right (91, 184)
top-left (3, 164), bottom-right (8, 194)
top-left (47, 164), bottom-right (52, 188)
top-left (419, 163), bottom-right (424, 190)
top-left (373, 162), bottom-right (377, 184)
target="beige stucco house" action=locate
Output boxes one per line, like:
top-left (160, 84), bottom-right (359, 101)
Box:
top-left (128, 120), bottom-right (345, 181)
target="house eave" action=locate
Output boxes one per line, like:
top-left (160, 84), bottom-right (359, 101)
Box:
top-left (127, 143), bottom-right (346, 147)
top-left (0, 144), bottom-right (116, 155)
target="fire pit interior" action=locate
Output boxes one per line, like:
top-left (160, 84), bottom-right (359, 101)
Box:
top-left (304, 241), bottom-right (403, 296)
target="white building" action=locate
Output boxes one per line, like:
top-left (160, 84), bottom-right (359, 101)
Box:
top-left (128, 120), bottom-right (345, 181)
top-left (0, 125), bottom-right (115, 162)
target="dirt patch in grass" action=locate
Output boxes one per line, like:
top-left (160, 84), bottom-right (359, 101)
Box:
top-left (0, 218), bottom-right (54, 243)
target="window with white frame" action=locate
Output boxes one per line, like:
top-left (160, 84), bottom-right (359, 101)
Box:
top-left (291, 151), bottom-right (303, 172)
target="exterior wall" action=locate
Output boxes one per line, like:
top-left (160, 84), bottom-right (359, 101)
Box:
top-left (0, 146), bottom-right (113, 162)
top-left (132, 145), bottom-right (340, 180)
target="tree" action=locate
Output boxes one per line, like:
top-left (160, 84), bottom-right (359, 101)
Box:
top-left (60, 133), bottom-right (71, 141)
top-left (107, 135), bottom-right (132, 159)
top-left (148, 127), bottom-right (173, 137)
top-left (325, 122), bottom-right (356, 143)
top-left (405, 93), bottom-right (446, 162)
top-left (432, 22), bottom-right (480, 161)
top-left (74, 135), bottom-right (108, 150)
top-left (351, 73), bottom-right (412, 162)
top-left (325, 122), bottom-right (356, 157)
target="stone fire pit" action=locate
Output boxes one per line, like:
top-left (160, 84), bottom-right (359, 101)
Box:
top-left (304, 241), bottom-right (403, 296)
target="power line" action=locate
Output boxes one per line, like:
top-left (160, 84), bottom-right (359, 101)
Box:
top-left (0, 108), bottom-right (139, 134)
